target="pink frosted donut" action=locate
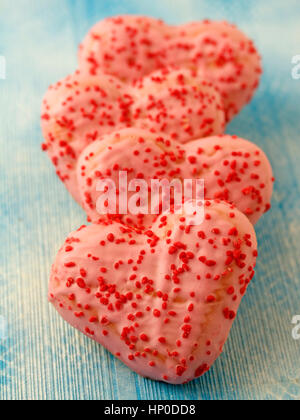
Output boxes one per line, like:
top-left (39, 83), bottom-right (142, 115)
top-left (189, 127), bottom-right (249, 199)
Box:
top-left (77, 128), bottom-right (273, 227)
top-left (41, 68), bottom-right (225, 202)
top-left (79, 15), bottom-right (262, 121)
top-left (49, 200), bottom-right (257, 384)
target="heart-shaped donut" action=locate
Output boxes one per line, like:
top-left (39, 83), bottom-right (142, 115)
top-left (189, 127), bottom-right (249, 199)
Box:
top-left (79, 15), bottom-right (262, 121)
top-left (41, 68), bottom-right (225, 203)
top-left (77, 128), bottom-right (273, 226)
top-left (49, 200), bottom-right (257, 384)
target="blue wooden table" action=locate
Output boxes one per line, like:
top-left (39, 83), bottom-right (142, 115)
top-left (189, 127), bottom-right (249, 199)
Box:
top-left (0, 0), bottom-right (299, 400)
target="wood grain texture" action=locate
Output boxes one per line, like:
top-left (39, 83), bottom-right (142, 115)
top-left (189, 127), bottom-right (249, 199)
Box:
top-left (0, 0), bottom-right (299, 400)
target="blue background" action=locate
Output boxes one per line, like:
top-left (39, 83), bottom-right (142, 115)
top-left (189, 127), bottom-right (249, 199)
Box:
top-left (0, 0), bottom-right (300, 400)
